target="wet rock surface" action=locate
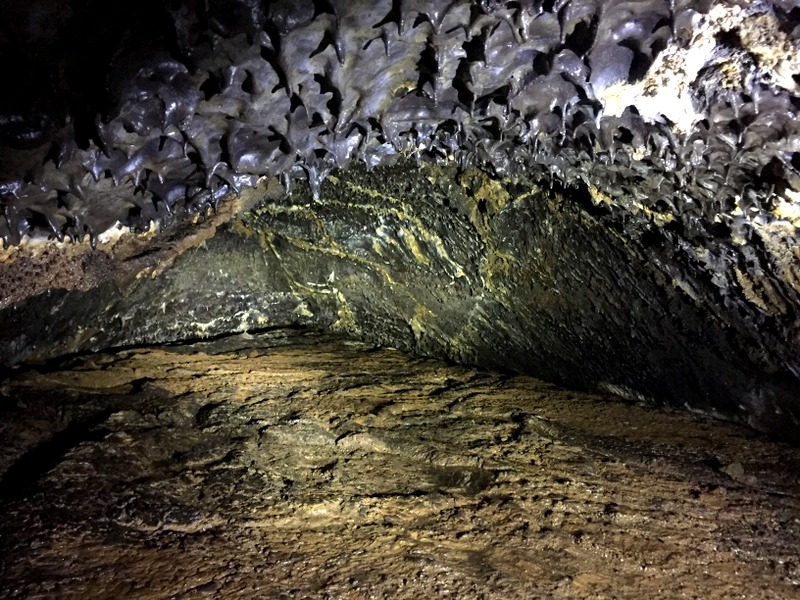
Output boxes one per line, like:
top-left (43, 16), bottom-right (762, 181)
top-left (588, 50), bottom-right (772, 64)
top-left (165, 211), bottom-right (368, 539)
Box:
top-left (2, 0), bottom-right (799, 249)
top-left (1, 329), bottom-right (800, 599)
top-left (3, 163), bottom-right (798, 440)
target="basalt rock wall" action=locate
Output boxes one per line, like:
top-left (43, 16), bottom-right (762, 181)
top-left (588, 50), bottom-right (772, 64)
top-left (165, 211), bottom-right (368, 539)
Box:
top-left (3, 162), bottom-right (799, 441)
top-left (2, 1), bottom-right (800, 441)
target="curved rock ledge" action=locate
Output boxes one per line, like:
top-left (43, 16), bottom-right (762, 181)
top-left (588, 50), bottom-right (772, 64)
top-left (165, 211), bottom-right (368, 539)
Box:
top-left (1, 1), bottom-right (800, 441)
top-left (2, 160), bottom-right (800, 441)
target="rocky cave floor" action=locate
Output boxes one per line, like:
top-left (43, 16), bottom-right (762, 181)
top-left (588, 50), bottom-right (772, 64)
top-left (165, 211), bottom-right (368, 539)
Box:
top-left (0, 329), bottom-right (799, 599)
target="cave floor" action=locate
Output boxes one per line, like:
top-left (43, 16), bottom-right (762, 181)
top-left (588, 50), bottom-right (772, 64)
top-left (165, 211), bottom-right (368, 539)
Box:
top-left (0, 330), bottom-right (799, 599)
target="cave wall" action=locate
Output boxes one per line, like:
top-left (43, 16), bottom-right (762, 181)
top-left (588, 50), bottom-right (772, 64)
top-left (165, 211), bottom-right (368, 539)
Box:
top-left (2, 1), bottom-right (800, 441)
top-left (3, 161), bottom-right (799, 440)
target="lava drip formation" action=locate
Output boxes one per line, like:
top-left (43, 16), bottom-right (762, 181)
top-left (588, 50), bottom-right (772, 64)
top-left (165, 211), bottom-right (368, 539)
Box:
top-left (0, 0), bottom-right (797, 250)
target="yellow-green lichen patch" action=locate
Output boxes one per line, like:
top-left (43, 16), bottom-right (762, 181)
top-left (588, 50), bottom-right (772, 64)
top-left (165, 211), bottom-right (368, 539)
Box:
top-left (457, 169), bottom-right (513, 237)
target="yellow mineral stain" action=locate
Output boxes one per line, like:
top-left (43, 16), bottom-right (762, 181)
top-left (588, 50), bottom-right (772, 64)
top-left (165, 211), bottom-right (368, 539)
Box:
top-left (331, 289), bottom-right (360, 335)
top-left (400, 227), bottom-right (431, 267)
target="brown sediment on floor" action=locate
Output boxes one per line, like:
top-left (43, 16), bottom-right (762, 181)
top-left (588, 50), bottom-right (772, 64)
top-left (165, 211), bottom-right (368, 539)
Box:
top-left (0, 329), bottom-right (798, 599)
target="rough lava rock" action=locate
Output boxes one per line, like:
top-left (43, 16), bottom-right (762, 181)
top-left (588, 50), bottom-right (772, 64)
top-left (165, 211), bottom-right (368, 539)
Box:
top-left (2, 330), bottom-right (800, 598)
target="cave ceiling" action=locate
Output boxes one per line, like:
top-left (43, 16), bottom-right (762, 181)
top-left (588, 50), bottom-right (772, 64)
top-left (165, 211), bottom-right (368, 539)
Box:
top-left (1, 0), bottom-right (800, 441)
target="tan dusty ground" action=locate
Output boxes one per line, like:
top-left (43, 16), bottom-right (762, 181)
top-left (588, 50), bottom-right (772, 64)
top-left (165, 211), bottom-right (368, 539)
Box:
top-left (1, 329), bottom-right (799, 599)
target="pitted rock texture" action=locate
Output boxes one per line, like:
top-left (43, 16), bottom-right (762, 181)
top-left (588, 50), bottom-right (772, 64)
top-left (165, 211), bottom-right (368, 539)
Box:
top-left (1, 329), bottom-right (800, 599)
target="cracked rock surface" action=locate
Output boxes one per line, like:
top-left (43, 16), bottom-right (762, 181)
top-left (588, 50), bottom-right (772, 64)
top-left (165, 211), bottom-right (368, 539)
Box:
top-left (1, 329), bottom-right (799, 599)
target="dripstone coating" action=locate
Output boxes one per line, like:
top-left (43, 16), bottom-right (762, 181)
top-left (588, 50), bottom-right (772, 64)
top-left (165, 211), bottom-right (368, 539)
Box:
top-left (1, 0), bottom-right (798, 246)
